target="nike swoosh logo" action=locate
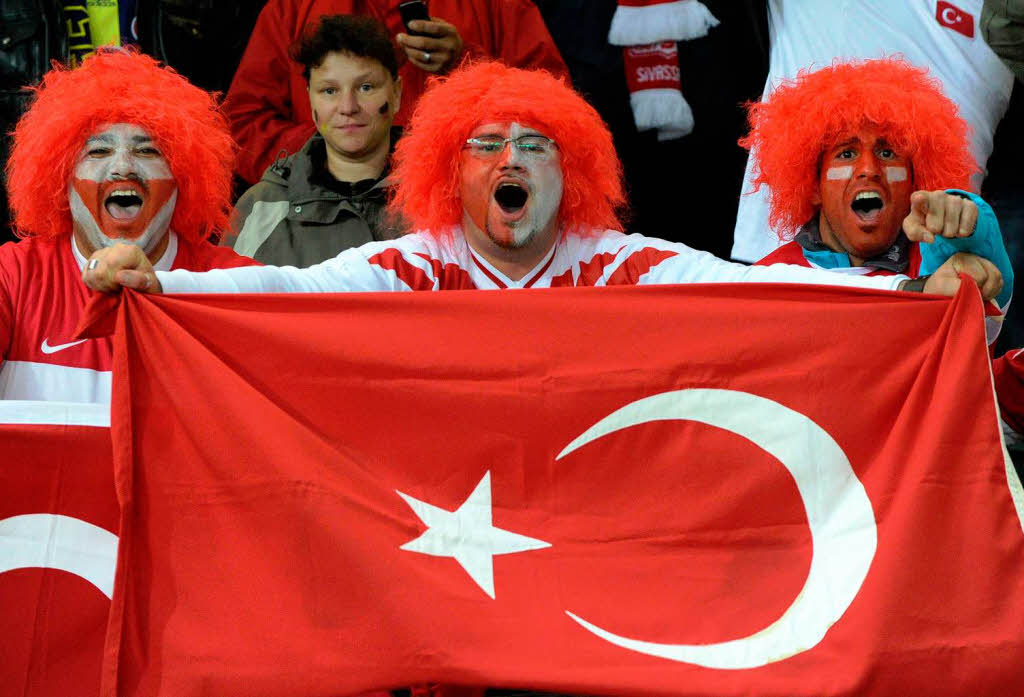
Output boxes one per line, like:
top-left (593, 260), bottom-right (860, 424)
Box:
top-left (40, 338), bottom-right (88, 354)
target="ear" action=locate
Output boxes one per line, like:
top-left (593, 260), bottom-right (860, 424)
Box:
top-left (811, 154), bottom-right (825, 206)
top-left (392, 76), bottom-right (403, 115)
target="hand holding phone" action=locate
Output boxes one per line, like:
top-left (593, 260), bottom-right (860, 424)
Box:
top-left (399, 1), bottom-right (431, 36)
top-left (395, 3), bottom-right (464, 75)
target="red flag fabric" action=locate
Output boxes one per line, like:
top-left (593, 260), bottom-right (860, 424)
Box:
top-left (0, 402), bottom-right (116, 697)
top-left (98, 283), bottom-right (1024, 696)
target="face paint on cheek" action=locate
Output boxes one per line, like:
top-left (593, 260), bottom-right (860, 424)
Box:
top-left (463, 182), bottom-right (490, 235)
top-left (826, 166), bottom-right (854, 181)
top-left (459, 155), bottom-right (492, 235)
top-left (885, 166), bottom-right (908, 183)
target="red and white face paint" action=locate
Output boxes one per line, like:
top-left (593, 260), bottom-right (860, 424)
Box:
top-left (459, 122), bottom-right (563, 254)
top-left (69, 123), bottom-right (177, 256)
top-left (816, 127), bottom-right (913, 263)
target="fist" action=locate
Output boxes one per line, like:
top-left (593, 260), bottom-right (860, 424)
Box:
top-left (903, 190), bottom-right (978, 244)
top-left (82, 243), bottom-right (163, 294)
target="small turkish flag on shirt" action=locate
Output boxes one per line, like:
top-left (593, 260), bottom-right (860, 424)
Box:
top-left (93, 283), bottom-right (1024, 697)
top-left (936, 1), bottom-right (975, 38)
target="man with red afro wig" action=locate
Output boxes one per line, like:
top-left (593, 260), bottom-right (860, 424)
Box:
top-left (85, 61), bottom-right (1002, 310)
top-left (1, 48), bottom-right (257, 402)
top-left (746, 58), bottom-right (1013, 341)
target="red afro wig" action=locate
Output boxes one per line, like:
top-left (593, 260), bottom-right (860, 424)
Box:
top-left (7, 49), bottom-right (235, 243)
top-left (740, 57), bottom-right (976, 239)
top-left (390, 60), bottom-right (625, 234)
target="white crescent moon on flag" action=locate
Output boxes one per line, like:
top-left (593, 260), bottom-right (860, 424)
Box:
top-left (942, 7), bottom-right (959, 23)
top-left (0, 513), bottom-right (118, 598)
top-left (556, 388), bottom-right (877, 669)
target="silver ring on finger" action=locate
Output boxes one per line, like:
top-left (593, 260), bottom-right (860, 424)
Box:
top-left (87, 259), bottom-right (99, 270)
top-left (423, 51), bottom-right (432, 63)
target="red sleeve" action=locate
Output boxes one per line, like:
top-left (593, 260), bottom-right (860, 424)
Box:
top-left (993, 350), bottom-right (1024, 434)
top-left (480, 0), bottom-right (568, 79)
top-left (754, 241), bottom-right (809, 267)
top-left (0, 242), bottom-right (15, 362)
top-left (223, 0), bottom-right (316, 185)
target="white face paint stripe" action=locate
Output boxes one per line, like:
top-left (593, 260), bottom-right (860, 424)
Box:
top-left (826, 166), bottom-right (853, 180)
top-left (885, 166), bottom-right (908, 182)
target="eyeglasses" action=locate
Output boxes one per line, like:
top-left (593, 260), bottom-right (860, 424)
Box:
top-left (463, 135), bottom-right (558, 159)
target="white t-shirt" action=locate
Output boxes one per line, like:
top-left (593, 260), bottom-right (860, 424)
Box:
top-left (731, 0), bottom-right (1014, 262)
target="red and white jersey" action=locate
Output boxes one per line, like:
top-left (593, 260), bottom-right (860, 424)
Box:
top-left (0, 234), bottom-right (257, 402)
top-left (158, 227), bottom-right (907, 294)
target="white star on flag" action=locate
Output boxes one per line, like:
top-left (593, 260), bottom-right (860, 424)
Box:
top-left (396, 471), bottom-right (551, 598)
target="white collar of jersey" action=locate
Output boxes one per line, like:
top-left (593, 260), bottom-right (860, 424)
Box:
top-left (804, 256), bottom-right (874, 275)
top-left (71, 231), bottom-right (179, 273)
top-left (464, 234), bottom-right (558, 289)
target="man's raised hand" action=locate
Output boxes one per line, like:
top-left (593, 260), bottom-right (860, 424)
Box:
top-left (82, 243), bottom-right (163, 294)
top-left (903, 190), bottom-right (979, 244)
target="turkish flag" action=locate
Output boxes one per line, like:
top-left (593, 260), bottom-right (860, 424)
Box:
top-left (93, 283), bottom-right (1024, 696)
top-left (936, 1), bottom-right (975, 38)
top-left (0, 402), bottom-right (116, 697)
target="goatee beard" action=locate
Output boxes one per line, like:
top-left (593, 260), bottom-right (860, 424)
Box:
top-left (487, 223), bottom-right (535, 250)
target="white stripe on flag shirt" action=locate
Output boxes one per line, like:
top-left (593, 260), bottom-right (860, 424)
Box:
top-left (0, 235), bottom-right (178, 403)
top-left (158, 227), bottom-right (907, 295)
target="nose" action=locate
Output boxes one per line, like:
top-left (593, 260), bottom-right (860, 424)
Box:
top-left (108, 147), bottom-right (136, 180)
top-left (854, 151), bottom-right (882, 180)
top-left (497, 140), bottom-right (524, 169)
top-left (337, 89), bottom-right (360, 115)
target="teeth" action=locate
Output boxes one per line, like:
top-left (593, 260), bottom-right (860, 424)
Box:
top-left (854, 191), bottom-right (882, 201)
top-left (108, 189), bottom-right (140, 199)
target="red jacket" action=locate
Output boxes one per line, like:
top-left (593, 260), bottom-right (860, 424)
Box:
top-left (224, 0), bottom-right (569, 184)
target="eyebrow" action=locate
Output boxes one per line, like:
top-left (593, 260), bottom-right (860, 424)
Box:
top-left (832, 137), bottom-right (893, 149)
top-left (311, 71), bottom-right (380, 85)
top-left (84, 134), bottom-right (155, 146)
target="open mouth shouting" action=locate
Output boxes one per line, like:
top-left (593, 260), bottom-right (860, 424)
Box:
top-left (850, 190), bottom-right (884, 224)
top-left (105, 185), bottom-right (145, 221)
top-left (493, 180), bottom-right (530, 219)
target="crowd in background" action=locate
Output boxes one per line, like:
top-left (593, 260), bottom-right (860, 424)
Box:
top-left (1, 0), bottom-right (1022, 346)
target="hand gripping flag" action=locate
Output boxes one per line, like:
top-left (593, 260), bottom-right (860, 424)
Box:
top-left (0, 401), bottom-right (116, 697)
top-left (90, 282), bottom-right (1024, 696)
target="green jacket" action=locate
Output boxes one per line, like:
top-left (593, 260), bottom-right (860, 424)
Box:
top-left (983, 0), bottom-right (1024, 82)
top-left (227, 132), bottom-right (406, 267)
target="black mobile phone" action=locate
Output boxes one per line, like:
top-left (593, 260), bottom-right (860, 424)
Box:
top-left (399, 0), bottom-right (430, 35)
